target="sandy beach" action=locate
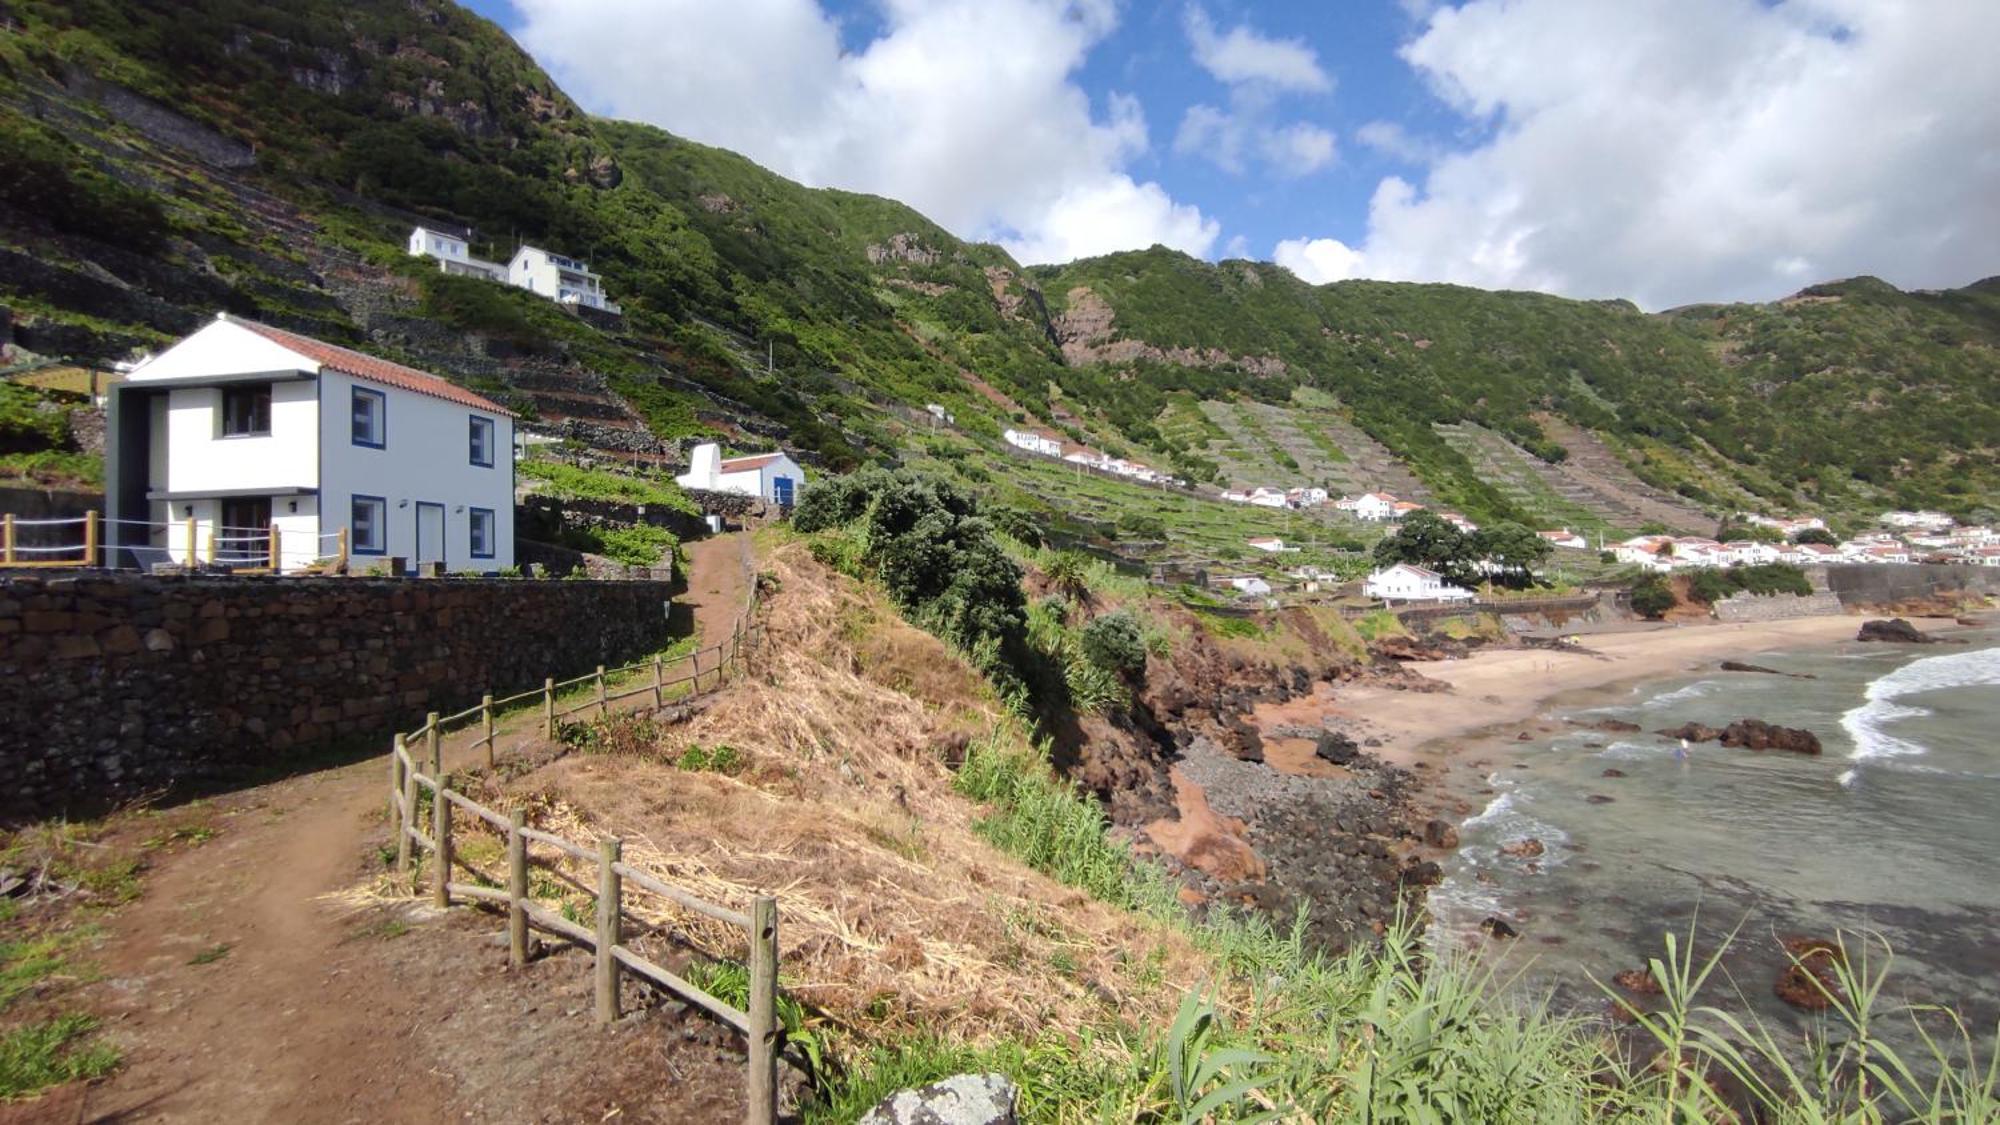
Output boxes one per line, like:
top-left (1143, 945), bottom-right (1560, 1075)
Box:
top-left (1306, 614), bottom-right (1964, 765)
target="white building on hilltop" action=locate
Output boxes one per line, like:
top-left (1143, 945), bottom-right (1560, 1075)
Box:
top-left (676, 442), bottom-right (805, 506)
top-left (510, 246), bottom-right (621, 313)
top-left (407, 225), bottom-right (507, 282)
top-left (1364, 563), bottom-right (1475, 603)
top-left (107, 314), bottom-right (515, 571)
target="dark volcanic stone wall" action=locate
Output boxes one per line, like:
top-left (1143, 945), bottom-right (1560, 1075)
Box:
top-left (0, 572), bottom-right (681, 817)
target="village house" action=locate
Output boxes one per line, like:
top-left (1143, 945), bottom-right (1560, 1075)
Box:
top-left (1339, 492), bottom-right (1400, 521)
top-left (1364, 562), bottom-right (1475, 603)
top-left (1439, 511), bottom-right (1478, 533)
top-left (510, 246), bottom-right (621, 314)
top-left (1224, 575), bottom-right (1272, 597)
top-left (1740, 513), bottom-right (1829, 538)
top-left (407, 225), bottom-right (507, 282)
top-left (1723, 540), bottom-right (1782, 565)
top-left (107, 314), bottom-right (516, 572)
top-left (1966, 547), bottom-right (2000, 568)
top-left (1538, 528), bottom-right (1589, 550)
top-left (1002, 428), bottom-right (1064, 458)
top-left (1614, 535), bottom-right (1677, 572)
top-left (1286, 486), bottom-right (1329, 508)
top-left (1881, 509), bottom-right (1953, 532)
top-left (1779, 542), bottom-right (1842, 566)
top-left (1245, 536), bottom-right (1287, 553)
top-left (675, 442), bottom-right (805, 506)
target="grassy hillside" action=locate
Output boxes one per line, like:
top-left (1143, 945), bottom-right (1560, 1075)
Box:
top-left (0, 0), bottom-right (1992, 537)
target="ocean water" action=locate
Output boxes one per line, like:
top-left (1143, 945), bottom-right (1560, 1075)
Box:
top-left (1431, 626), bottom-right (2000, 1038)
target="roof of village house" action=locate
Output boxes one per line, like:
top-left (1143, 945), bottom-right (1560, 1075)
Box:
top-left (719, 452), bottom-right (788, 471)
top-left (221, 315), bottom-right (513, 416)
top-left (1376, 562), bottom-right (1442, 578)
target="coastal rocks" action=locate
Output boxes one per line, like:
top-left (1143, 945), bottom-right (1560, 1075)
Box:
top-left (1221, 715), bottom-right (1265, 763)
top-left (1423, 819), bottom-right (1459, 849)
top-left (1857, 618), bottom-right (1934, 644)
top-left (1479, 915), bottom-right (1519, 939)
top-left (1773, 937), bottom-right (1846, 1011)
top-left (1500, 837), bottom-right (1545, 859)
top-left (1571, 718), bottom-right (1641, 734)
top-left (1658, 720), bottom-right (1822, 755)
top-left (1601, 768), bottom-right (1628, 778)
top-left (1720, 660), bottom-right (1816, 680)
top-left (1400, 859), bottom-right (1444, 887)
top-left (1314, 730), bottom-right (1360, 766)
top-left (1614, 968), bottom-right (1664, 995)
top-left (1370, 635), bottom-right (1451, 662)
top-left (1143, 768), bottom-right (1267, 883)
top-left (1586, 794), bottom-right (1616, 804)
top-left (858, 1073), bottom-right (1018, 1125)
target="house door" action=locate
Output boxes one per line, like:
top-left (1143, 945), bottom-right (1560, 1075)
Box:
top-left (771, 476), bottom-right (794, 506)
top-left (219, 496), bottom-right (271, 563)
top-left (415, 502), bottom-right (446, 566)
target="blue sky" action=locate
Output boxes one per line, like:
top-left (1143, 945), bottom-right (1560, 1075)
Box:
top-left (470, 0), bottom-right (1998, 309)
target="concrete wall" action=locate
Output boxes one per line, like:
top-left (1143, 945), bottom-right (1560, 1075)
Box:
top-left (1821, 563), bottom-right (2000, 608)
top-left (0, 572), bottom-right (681, 818)
top-left (1712, 590), bottom-right (1845, 622)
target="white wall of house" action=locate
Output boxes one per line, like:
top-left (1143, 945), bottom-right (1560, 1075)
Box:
top-left (1365, 564), bottom-right (1474, 601)
top-left (676, 443), bottom-right (805, 504)
top-left (317, 370), bottom-right (514, 571)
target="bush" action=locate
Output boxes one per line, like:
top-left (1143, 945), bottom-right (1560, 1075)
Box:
top-left (1080, 611), bottom-right (1147, 678)
top-left (1630, 575), bottom-right (1677, 618)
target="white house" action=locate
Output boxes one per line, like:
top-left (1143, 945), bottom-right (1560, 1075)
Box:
top-left (1247, 487), bottom-right (1290, 509)
top-left (1224, 575), bottom-right (1272, 597)
top-left (407, 225), bottom-right (507, 282)
top-left (1881, 509), bottom-right (1953, 531)
top-left (107, 314), bottom-right (516, 572)
top-left (1392, 500), bottom-right (1426, 520)
top-left (675, 442), bottom-right (805, 506)
top-left (1364, 563), bottom-right (1475, 603)
top-left (1723, 540), bottom-right (1782, 565)
top-left (1246, 536), bottom-right (1286, 553)
top-left (1003, 428), bottom-right (1063, 458)
top-left (1439, 511), bottom-right (1478, 533)
top-left (1538, 528), bottom-right (1588, 550)
top-left (509, 245), bottom-right (621, 313)
top-left (1343, 492), bottom-right (1399, 521)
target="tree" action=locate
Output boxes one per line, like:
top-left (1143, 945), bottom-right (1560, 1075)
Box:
top-left (1630, 575), bottom-right (1677, 619)
top-left (1471, 522), bottom-right (1552, 587)
top-left (1373, 510), bottom-right (1476, 585)
top-left (1080, 611), bottom-right (1147, 679)
top-left (1794, 526), bottom-right (1837, 546)
top-left (1042, 551), bottom-right (1092, 606)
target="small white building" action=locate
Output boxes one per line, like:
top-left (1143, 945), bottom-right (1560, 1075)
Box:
top-left (675, 442), bottom-right (805, 506)
top-left (107, 314), bottom-right (515, 571)
top-left (1723, 540), bottom-right (1782, 565)
top-left (1003, 428), bottom-right (1064, 458)
top-left (407, 225), bottom-right (507, 282)
top-left (1439, 511), bottom-right (1478, 533)
top-left (1225, 575), bottom-right (1272, 597)
top-left (1538, 528), bottom-right (1588, 550)
top-left (1364, 563), bottom-right (1475, 603)
top-left (1343, 492), bottom-right (1399, 521)
top-left (1246, 536), bottom-right (1286, 553)
top-left (1881, 509), bottom-right (1953, 531)
top-left (1247, 487), bottom-right (1289, 509)
top-left (509, 245), bottom-right (621, 313)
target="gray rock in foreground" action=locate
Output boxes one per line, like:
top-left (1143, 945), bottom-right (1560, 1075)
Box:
top-left (858, 1073), bottom-right (1018, 1125)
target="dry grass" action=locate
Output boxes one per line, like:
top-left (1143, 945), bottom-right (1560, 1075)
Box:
top-left (456, 542), bottom-right (1212, 1051)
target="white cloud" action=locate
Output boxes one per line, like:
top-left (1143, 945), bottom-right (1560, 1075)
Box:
top-left (510, 0), bottom-right (1216, 264)
top-left (1273, 235), bottom-right (1366, 283)
top-left (1173, 103), bottom-right (1245, 173)
top-left (1261, 122), bottom-right (1337, 177)
top-left (1353, 120), bottom-right (1437, 164)
top-left (1284, 0), bottom-right (2000, 307)
top-left (1183, 5), bottom-right (1332, 92)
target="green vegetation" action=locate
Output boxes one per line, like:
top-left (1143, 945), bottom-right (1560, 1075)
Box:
top-left (1686, 562), bottom-right (1815, 605)
top-left (516, 460), bottom-right (699, 514)
top-left (0, 1014), bottom-right (120, 1100)
top-left (1630, 575), bottom-right (1678, 619)
top-left (1371, 510), bottom-right (1554, 590)
top-left (583, 524), bottom-right (678, 568)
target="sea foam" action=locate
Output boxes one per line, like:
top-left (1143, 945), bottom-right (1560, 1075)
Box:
top-left (1839, 645), bottom-right (2000, 761)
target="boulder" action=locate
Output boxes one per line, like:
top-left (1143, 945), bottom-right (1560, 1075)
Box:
top-left (1479, 915), bottom-right (1519, 939)
top-left (1721, 660), bottom-right (1815, 679)
top-left (1657, 722), bottom-right (1723, 743)
top-left (1586, 794), bottom-right (1616, 804)
top-left (1315, 730), bottom-right (1360, 765)
top-left (1221, 715), bottom-right (1264, 763)
top-left (1718, 719), bottom-right (1822, 755)
top-left (1499, 837), bottom-right (1545, 859)
top-left (859, 1073), bottom-right (1019, 1125)
top-left (1613, 967), bottom-right (1663, 996)
top-left (1573, 718), bottom-right (1642, 733)
top-left (1857, 618), bottom-right (1933, 644)
top-left (1600, 768), bottom-right (1628, 778)
top-left (1423, 819), bottom-right (1459, 849)
top-left (1399, 859), bottom-right (1444, 886)
top-left (1772, 937), bottom-right (1846, 1011)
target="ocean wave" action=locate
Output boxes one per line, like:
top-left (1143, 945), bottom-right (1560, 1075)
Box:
top-left (1597, 739), bottom-right (1662, 760)
top-left (1839, 645), bottom-right (2000, 761)
top-left (1643, 681), bottom-right (1717, 708)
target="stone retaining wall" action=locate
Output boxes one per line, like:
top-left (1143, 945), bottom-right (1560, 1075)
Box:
top-left (0, 571), bottom-right (682, 818)
top-left (1712, 590), bottom-right (1846, 622)
top-left (1820, 563), bottom-right (2000, 608)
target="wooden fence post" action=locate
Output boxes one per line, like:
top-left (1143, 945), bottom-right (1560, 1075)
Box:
top-left (543, 677), bottom-right (556, 739)
top-left (432, 786), bottom-right (452, 909)
top-left (426, 712), bottom-right (441, 776)
top-left (386, 735), bottom-right (401, 826)
top-left (2, 513), bottom-right (13, 565)
top-left (596, 665), bottom-right (608, 717)
top-left (266, 521), bottom-right (280, 572)
top-left (83, 509), bottom-right (98, 568)
top-left (507, 810), bottom-right (528, 969)
top-left (396, 735), bottom-right (415, 876)
top-left (595, 837), bottom-right (622, 1024)
top-left (652, 654), bottom-right (664, 708)
top-left (337, 526), bottom-right (349, 569)
top-left (184, 516), bottom-right (196, 566)
top-left (482, 693), bottom-right (495, 769)
top-left (747, 895), bottom-right (779, 1125)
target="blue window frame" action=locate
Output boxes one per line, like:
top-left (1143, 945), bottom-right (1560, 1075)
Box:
top-left (469, 415), bottom-right (495, 467)
top-left (351, 494), bottom-right (387, 555)
top-left (351, 387), bottom-right (386, 448)
top-left (469, 507), bottom-right (496, 559)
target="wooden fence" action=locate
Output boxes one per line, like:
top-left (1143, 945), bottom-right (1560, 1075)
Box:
top-left (385, 558), bottom-right (778, 1123)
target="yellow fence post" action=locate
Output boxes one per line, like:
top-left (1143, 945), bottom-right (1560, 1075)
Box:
top-left (337, 526), bottom-right (350, 569)
top-left (2, 513), bottom-right (13, 565)
top-left (83, 509), bottom-right (98, 568)
top-left (184, 516), bottom-right (196, 566)
top-left (595, 837), bottom-right (622, 1024)
top-left (747, 895), bottom-right (779, 1125)
top-left (426, 712), bottom-right (441, 777)
top-left (267, 521), bottom-right (281, 572)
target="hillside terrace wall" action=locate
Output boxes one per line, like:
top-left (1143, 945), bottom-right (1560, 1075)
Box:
top-left (0, 571), bottom-right (681, 819)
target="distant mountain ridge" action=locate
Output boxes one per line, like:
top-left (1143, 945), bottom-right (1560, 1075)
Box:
top-left (0, 0), bottom-right (1992, 528)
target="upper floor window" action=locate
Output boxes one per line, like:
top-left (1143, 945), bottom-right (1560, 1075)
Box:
top-left (469, 415), bottom-right (495, 467)
top-left (221, 384), bottom-right (271, 437)
top-left (352, 387), bottom-right (386, 448)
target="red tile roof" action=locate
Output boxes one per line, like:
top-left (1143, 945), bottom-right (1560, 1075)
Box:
top-left (223, 315), bottom-right (513, 416)
top-left (719, 453), bottom-right (785, 471)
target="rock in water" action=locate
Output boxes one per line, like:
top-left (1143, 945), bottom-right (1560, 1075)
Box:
top-left (1772, 937), bottom-right (1846, 1011)
top-left (1423, 819), bottom-right (1459, 849)
top-left (859, 1073), bottom-right (1019, 1125)
top-left (1721, 660), bottom-right (1816, 679)
top-left (1718, 719), bottom-right (1822, 755)
top-left (1614, 968), bottom-right (1664, 995)
top-left (1315, 730), bottom-right (1360, 765)
top-left (1480, 915), bottom-right (1519, 938)
top-left (1857, 618), bottom-right (1933, 644)
top-left (1500, 837), bottom-right (1545, 859)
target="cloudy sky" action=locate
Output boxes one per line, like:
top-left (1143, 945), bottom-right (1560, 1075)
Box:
top-left (468, 0), bottom-right (2000, 309)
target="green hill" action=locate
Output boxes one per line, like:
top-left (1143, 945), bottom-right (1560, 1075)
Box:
top-left (0, 0), bottom-right (1993, 534)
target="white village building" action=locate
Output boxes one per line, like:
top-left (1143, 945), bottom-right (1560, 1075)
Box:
top-left (1538, 528), bottom-right (1588, 550)
top-left (1363, 563), bottom-right (1475, 603)
top-left (107, 314), bottom-right (515, 572)
top-left (1002, 428), bottom-right (1064, 458)
top-left (675, 442), bottom-right (805, 506)
top-left (407, 225), bottom-right (507, 282)
top-left (1224, 575), bottom-right (1272, 597)
top-left (1340, 492), bottom-right (1400, 522)
top-left (510, 246), bottom-right (621, 313)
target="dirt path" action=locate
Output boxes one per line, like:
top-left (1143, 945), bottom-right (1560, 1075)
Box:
top-left (51, 536), bottom-right (756, 1123)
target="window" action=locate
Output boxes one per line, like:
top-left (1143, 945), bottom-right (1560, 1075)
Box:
top-left (469, 415), bottom-right (495, 467)
top-left (221, 384), bottom-right (271, 436)
top-left (469, 507), bottom-right (496, 559)
top-left (351, 495), bottom-right (386, 555)
top-left (351, 387), bottom-right (386, 448)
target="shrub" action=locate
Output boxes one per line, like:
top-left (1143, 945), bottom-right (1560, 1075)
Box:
top-left (1080, 611), bottom-right (1147, 678)
top-left (1630, 575), bottom-right (1677, 618)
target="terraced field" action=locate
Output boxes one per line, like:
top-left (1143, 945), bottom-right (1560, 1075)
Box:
top-left (1434, 418), bottom-right (1716, 535)
top-left (1192, 391), bottom-right (1433, 503)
